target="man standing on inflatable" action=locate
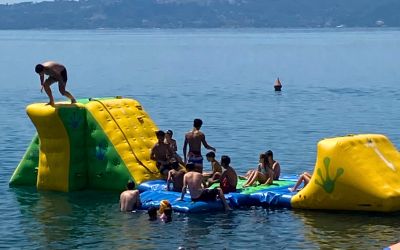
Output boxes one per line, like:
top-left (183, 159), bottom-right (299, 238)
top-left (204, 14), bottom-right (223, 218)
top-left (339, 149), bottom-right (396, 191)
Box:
top-left (183, 118), bottom-right (216, 173)
top-left (35, 61), bottom-right (76, 106)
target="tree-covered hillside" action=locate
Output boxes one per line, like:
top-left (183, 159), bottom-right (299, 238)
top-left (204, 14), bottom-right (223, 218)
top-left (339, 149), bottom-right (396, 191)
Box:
top-left (0, 0), bottom-right (398, 29)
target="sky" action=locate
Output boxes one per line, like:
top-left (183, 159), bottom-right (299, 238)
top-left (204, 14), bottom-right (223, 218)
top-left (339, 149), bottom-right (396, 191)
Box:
top-left (0, 0), bottom-right (46, 3)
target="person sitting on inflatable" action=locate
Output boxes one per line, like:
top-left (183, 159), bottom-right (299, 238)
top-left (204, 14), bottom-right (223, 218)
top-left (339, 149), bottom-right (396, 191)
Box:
top-left (243, 153), bottom-right (273, 187)
top-left (178, 163), bottom-right (231, 211)
top-left (203, 151), bottom-right (222, 187)
top-left (150, 130), bottom-right (176, 178)
top-left (219, 155), bottom-right (238, 194)
top-left (288, 172), bottom-right (312, 192)
top-left (266, 150), bottom-right (281, 181)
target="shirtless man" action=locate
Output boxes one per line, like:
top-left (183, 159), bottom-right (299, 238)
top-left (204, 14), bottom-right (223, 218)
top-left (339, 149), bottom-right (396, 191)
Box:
top-left (120, 181), bottom-right (141, 212)
top-left (35, 61), bottom-right (76, 106)
top-left (165, 129), bottom-right (184, 165)
top-left (178, 163), bottom-right (231, 211)
top-left (183, 119), bottom-right (216, 173)
top-left (219, 155), bottom-right (238, 194)
top-left (266, 150), bottom-right (281, 180)
top-left (166, 165), bottom-right (186, 192)
top-left (150, 130), bottom-right (175, 178)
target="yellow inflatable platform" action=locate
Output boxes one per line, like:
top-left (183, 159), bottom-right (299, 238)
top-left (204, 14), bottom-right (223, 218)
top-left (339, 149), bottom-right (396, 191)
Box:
top-left (10, 97), bottom-right (161, 192)
top-left (291, 134), bottom-right (400, 212)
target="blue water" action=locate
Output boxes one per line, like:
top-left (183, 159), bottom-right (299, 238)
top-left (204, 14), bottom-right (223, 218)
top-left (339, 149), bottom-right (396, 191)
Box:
top-left (1, 29), bottom-right (400, 249)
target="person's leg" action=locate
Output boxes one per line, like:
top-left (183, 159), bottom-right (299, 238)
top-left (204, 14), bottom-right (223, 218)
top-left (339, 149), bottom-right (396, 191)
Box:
top-left (289, 174), bottom-right (306, 192)
top-left (58, 81), bottom-right (76, 103)
top-left (216, 188), bottom-right (231, 211)
top-left (244, 171), bottom-right (260, 187)
top-left (43, 78), bottom-right (56, 106)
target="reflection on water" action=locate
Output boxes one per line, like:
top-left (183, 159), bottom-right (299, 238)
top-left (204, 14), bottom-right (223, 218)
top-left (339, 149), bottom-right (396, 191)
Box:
top-left (293, 210), bottom-right (400, 249)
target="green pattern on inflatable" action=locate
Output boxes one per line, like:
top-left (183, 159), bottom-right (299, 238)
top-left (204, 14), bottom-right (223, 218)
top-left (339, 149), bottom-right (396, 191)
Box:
top-left (209, 179), bottom-right (296, 194)
top-left (9, 135), bottom-right (39, 186)
top-left (58, 106), bottom-right (88, 191)
top-left (86, 110), bottom-right (133, 191)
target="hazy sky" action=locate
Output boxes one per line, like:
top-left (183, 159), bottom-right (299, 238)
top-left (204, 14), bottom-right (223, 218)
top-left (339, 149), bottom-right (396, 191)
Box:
top-left (0, 0), bottom-right (45, 3)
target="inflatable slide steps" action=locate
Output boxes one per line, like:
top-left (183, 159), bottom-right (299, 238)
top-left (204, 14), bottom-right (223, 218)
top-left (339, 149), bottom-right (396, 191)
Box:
top-left (138, 177), bottom-right (297, 213)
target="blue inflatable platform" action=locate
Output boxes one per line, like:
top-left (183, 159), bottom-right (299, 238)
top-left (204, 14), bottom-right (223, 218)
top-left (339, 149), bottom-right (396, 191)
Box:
top-left (138, 176), bottom-right (297, 213)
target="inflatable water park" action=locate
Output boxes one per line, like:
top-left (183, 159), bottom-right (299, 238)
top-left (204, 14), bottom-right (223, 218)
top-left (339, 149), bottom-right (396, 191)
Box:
top-left (9, 97), bottom-right (400, 213)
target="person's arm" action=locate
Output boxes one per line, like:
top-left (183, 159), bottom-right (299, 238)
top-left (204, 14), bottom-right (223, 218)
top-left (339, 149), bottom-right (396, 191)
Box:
top-left (183, 136), bottom-right (188, 163)
top-left (39, 73), bottom-right (44, 92)
top-left (150, 146), bottom-right (156, 161)
top-left (172, 140), bottom-right (178, 152)
top-left (178, 175), bottom-right (187, 201)
top-left (201, 134), bottom-right (216, 152)
top-left (166, 170), bottom-right (172, 191)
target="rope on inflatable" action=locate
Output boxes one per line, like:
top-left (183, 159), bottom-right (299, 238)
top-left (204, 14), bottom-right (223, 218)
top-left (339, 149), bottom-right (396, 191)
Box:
top-left (92, 98), bottom-right (159, 175)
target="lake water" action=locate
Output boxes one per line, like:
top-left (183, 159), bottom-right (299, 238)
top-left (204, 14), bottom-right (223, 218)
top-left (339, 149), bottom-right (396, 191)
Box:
top-left (0, 29), bottom-right (400, 249)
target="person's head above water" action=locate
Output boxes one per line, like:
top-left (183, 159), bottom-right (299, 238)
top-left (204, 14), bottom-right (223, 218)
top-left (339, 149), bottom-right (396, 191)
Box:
top-left (126, 180), bottom-right (135, 190)
top-left (220, 155), bottom-right (231, 168)
top-left (148, 206), bottom-right (157, 221)
top-left (165, 130), bottom-right (173, 136)
top-left (162, 207), bottom-right (172, 222)
top-left (159, 200), bottom-right (171, 214)
top-left (193, 119), bottom-right (203, 129)
top-left (35, 64), bottom-right (44, 74)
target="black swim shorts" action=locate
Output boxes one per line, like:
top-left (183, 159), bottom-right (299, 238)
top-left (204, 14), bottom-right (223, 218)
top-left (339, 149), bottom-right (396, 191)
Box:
top-left (46, 69), bottom-right (68, 84)
top-left (192, 188), bottom-right (218, 202)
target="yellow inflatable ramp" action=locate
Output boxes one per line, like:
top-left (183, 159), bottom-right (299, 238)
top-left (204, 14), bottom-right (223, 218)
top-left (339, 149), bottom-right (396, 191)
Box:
top-left (26, 103), bottom-right (87, 192)
top-left (291, 134), bottom-right (400, 212)
top-left (85, 98), bottom-right (161, 186)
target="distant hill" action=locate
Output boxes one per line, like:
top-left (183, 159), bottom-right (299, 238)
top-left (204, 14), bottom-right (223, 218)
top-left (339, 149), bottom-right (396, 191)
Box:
top-left (0, 0), bottom-right (399, 29)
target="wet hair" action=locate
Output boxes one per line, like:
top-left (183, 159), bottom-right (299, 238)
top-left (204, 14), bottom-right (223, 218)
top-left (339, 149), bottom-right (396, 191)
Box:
top-left (220, 155), bottom-right (231, 166)
top-left (155, 130), bottom-right (165, 137)
top-left (259, 153), bottom-right (267, 163)
top-left (171, 161), bottom-right (179, 171)
top-left (126, 180), bottom-right (135, 190)
top-left (206, 151), bottom-right (215, 158)
top-left (164, 207), bottom-right (172, 217)
top-left (148, 206), bottom-right (158, 221)
top-left (193, 119), bottom-right (203, 129)
top-left (266, 150), bottom-right (273, 159)
top-left (165, 130), bottom-right (173, 136)
top-left (35, 64), bottom-right (44, 73)
top-left (186, 162), bottom-right (195, 171)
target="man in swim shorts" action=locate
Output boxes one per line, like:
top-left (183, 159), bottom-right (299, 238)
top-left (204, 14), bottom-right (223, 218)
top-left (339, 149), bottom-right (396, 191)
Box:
top-left (183, 119), bottom-right (216, 173)
top-left (150, 130), bottom-right (176, 178)
top-left (178, 163), bottom-right (231, 211)
top-left (35, 61), bottom-right (76, 106)
top-left (219, 155), bottom-right (238, 194)
top-left (120, 180), bottom-right (141, 212)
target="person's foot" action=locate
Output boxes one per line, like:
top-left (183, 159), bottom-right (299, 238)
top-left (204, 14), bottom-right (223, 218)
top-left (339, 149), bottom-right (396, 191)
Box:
top-left (46, 102), bottom-right (55, 106)
top-left (71, 99), bottom-right (77, 104)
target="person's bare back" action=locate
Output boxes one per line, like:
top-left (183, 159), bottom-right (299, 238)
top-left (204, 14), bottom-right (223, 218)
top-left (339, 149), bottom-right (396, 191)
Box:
top-left (183, 171), bottom-right (204, 199)
top-left (185, 130), bottom-right (204, 154)
top-left (120, 190), bottom-right (141, 212)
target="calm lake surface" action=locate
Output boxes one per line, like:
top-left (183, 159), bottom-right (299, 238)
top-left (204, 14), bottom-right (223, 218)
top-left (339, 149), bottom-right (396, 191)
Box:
top-left (0, 29), bottom-right (400, 249)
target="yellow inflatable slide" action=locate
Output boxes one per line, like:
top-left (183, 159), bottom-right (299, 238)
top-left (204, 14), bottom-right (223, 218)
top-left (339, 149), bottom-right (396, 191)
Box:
top-left (291, 134), bottom-right (400, 212)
